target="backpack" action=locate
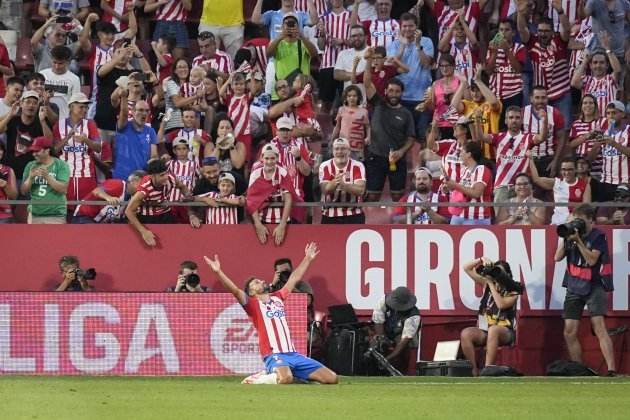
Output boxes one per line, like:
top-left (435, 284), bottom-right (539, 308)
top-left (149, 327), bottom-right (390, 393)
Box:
top-left (480, 365), bottom-right (522, 377)
top-left (545, 360), bottom-right (597, 376)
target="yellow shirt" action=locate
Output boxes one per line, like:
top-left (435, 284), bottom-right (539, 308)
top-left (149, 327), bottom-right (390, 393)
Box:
top-left (201, 0), bottom-right (244, 26)
top-left (462, 99), bottom-right (502, 160)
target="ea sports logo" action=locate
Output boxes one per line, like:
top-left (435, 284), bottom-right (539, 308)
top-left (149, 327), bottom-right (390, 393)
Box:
top-left (210, 303), bottom-right (264, 374)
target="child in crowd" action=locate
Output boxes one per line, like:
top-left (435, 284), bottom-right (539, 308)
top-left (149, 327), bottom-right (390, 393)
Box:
top-left (332, 85), bottom-right (370, 161)
top-left (152, 34), bottom-right (176, 83)
top-left (160, 109), bottom-right (213, 163)
top-left (291, 73), bottom-right (315, 126)
top-left (352, 46), bottom-right (408, 98)
top-left (219, 72), bottom-right (253, 162)
top-left (180, 66), bottom-right (207, 113)
top-left (167, 137), bottom-right (200, 223)
top-left (195, 172), bottom-right (244, 224)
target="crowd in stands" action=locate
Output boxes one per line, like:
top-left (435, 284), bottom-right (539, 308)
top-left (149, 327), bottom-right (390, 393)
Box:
top-left (2, 0), bottom-right (630, 240)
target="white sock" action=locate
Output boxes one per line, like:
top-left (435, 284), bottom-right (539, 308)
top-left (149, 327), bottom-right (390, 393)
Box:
top-left (253, 373), bottom-right (278, 385)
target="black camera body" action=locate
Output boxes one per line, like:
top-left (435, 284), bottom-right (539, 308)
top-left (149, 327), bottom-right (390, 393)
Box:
top-left (557, 218), bottom-right (586, 239)
top-left (76, 268), bottom-right (96, 281)
top-left (185, 273), bottom-right (200, 288)
top-left (475, 264), bottom-right (523, 294)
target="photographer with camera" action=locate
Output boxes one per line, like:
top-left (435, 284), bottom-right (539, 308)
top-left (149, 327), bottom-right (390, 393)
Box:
top-left (461, 257), bottom-right (522, 377)
top-left (55, 255), bottom-right (96, 292)
top-left (167, 261), bottom-right (209, 292)
top-left (554, 203), bottom-right (617, 376)
top-left (371, 286), bottom-right (420, 371)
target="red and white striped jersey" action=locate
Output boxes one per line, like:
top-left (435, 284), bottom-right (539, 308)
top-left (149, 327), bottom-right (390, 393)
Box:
top-left (397, 191), bottom-right (450, 224)
top-left (180, 81), bottom-right (204, 99)
top-left (242, 38), bottom-right (269, 74)
top-left (166, 159), bottom-right (198, 202)
top-left (492, 131), bottom-right (536, 188)
top-left (89, 44), bottom-right (114, 102)
top-left (155, 0), bottom-right (187, 22)
top-left (436, 139), bottom-right (465, 183)
top-left (487, 43), bottom-right (526, 99)
top-left (434, 0), bottom-right (480, 40)
top-left (548, 0), bottom-right (581, 32)
top-left (460, 164), bottom-right (493, 220)
top-left (601, 125), bottom-right (630, 185)
top-left (551, 177), bottom-right (588, 224)
top-left (319, 158), bottom-right (366, 217)
top-left (446, 40), bottom-right (477, 83)
top-left (102, 0), bottom-right (134, 31)
top-left (570, 118), bottom-right (605, 175)
top-left (54, 118), bottom-right (100, 179)
top-left (294, 0), bottom-right (328, 16)
top-left (522, 105), bottom-right (565, 158)
top-left (269, 137), bottom-right (312, 199)
top-left (136, 174), bottom-right (177, 216)
top-left (248, 165), bottom-right (290, 224)
top-left (320, 10), bottom-right (351, 69)
top-left (157, 53), bottom-right (174, 83)
top-left (166, 128), bottom-right (211, 163)
top-left (526, 34), bottom-right (570, 101)
top-left (197, 191), bottom-right (239, 224)
top-left (225, 94), bottom-right (251, 140)
top-left (362, 19), bottom-right (400, 48)
top-left (243, 288), bottom-right (295, 357)
top-left (582, 74), bottom-right (618, 117)
top-left (569, 18), bottom-right (593, 80)
top-left (500, 0), bottom-right (517, 18)
top-left (192, 50), bottom-right (233, 74)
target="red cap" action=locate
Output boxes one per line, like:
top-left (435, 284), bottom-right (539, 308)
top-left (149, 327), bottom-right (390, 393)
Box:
top-left (28, 136), bottom-right (54, 152)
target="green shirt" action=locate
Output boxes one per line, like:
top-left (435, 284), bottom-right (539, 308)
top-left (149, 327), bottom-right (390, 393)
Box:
top-left (23, 158), bottom-right (70, 217)
top-left (273, 39), bottom-right (311, 100)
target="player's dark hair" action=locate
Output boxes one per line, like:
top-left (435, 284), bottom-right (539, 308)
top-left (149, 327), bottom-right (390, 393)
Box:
top-left (243, 276), bottom-right (257, 296)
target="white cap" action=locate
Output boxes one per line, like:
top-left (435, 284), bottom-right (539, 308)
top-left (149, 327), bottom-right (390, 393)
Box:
top-left (276, 116), bottom-right (295, 130)
top-left (68, 92), bottom-right (91, 105)
top-left (332, 137), bottom-right (350, 148)
top-left (172, 136), bottom-right (190, 148)
top-left (21, 90), bottom-right (39, 101)
top-left (218, 172), bottom-right (236, 184)
top-left (261, 143), bottom-right (279, 157)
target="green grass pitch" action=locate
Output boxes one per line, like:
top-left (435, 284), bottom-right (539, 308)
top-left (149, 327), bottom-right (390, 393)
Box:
top-left (1, 376), bottom-right (629, 419)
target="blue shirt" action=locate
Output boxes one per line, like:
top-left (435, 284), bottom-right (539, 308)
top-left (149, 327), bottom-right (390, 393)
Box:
top-left (387, 37), bottom-right (434, 102)
top-left (112, 122), bottom-right (157, 180)
top-left (262, 10), bottom-right (310, 40)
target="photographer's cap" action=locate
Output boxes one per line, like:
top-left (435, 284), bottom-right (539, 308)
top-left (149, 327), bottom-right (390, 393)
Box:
top-left (218, 172), bottom-right (236, 185)
top-left (172, 136), bottom-right (190, 148)
top-left (283, 12), bottom-right (299, 22)
top-left (607, 100), bottom-right (626, 113)
top-left (385, 286), bottom-right (417, 312)
top-left (68, 92), bottom-right (91, 105)
top-left (28, 136), bottom-right (53, 152)
top-left (21, 90), bottom-right (39, 101)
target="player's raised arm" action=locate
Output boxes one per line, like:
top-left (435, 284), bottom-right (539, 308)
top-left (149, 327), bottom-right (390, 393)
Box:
top-left (282, 242), bottom-right (320, 294)
top-left (204, 255), bottom-right (247, 305)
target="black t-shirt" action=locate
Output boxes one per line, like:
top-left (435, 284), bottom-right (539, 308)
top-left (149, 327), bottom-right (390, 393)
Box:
top-left (5, 116), bottom-right (44, 179)
top-left (95, 67), bottom-right (133, 131)
top-left (367, 95), bottom-right (415, 158)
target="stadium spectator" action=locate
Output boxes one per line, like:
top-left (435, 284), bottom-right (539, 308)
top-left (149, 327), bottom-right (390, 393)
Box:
top-left (571, 36), bottom-right (621, 115)
top-left (151, 34), bottom-right (176, 84)
top-left (334, 25), bottom-right (369, 101)
top-left (193, 171), bottom-right (244, 225)
top-left (167, 137), bottom-right (200, 223)
top-left (248, 71), bottom-right (272, 140)
top-left (24, 72), bottom-right (60, 125)
top-left (529, 156), bottom-right (591, 225)
top-left (371, 286), bottom-right (420, 371)
top-left (145, 0), bottom-right (191, 60)
top-left (161, 109), bottom-right (213, 163)
top-left (252, 0), bottom-right (315, 41)
top-left (30, 15), bottom-right (91, 73)
top-left (461, 257), bottom-right (521, 377)
top-left (319, 137), bottom-right (367, 224)
top-left (192, 31), bottom-right (234, 80)
top-left (316, 0), bottom-right (352, 111)
top-left (125, 159), bottom-right (190, 246)
top-left (0, 142), bottom-right (18, 223)
top-left (112, 96), bottom-right (158, 180)
top-left (444, 141), bottom-right (493, 225)
top-left (20, 137), bottom-right (70, 224)
top-left (0, 77), bottom-right (24, 119)
top-left (522, 85), bottom-right (566, 178)
top-left (0, 33), bottom-right (13, 99)
top-left (167, 260), bottom-right (210, 292)
top-left (332, 85), bottom-right (370, 161)
top-left (576, 157), bottom-right (605, 203)
top-left (427, 114), bottom-right (470, 184)
top-left (485, 19), bottom-right (526, 127)
top-left (267, 13), bottom-right (318, 99)
top-left (431, 0), bottom-right (481, 42)
top-left (569, 94), bottom-right (605, 180)
top-left (477, 106), bottom-right (546, 204)
top-left (199, 0), bottom-right (246, 58)
top-left (584, 0), bottom-right (630, 60)
top-left (0, 91), bottom-right (53, 180)
top-left (555, 203), bottom-right (617, 376)
top-left (388, 13), bottom-right (434, 141)
top-left (164, 58), bottom-right (195, 133)
top-left (55, 256), bottom-right (95, 292)
top-left (437, 9), bottom-right (478, 83)
top-left (495, 173), bottom-right (545, 225)
top-left (218, 73), bottom-right (254, 161)
top-left (111, 72), bottom-right (157, 125)
top-left (351, 0), bottom-right (400, 48)
top-left (589, 101), bottom-right (630, 202)
top-left (100, 0), bottom-right (138, 32)
top-left (40, 46), bottom-right (82, 120)
top-left (391, 167), bottom-right (450, 224)
top-left (596, 183), bottom-right (630, 224)
top-left (267, 116), bottom-right (312, 197)
top-left (38, 0), bottom-right (90, 21)
top-left (207, 115), bottom-right (246, 174)
top-left (352, 46), bottom-right (409, 100)
top-left (246, 144), bottom-right (296, 245)
top-left (517, 0), bottom-right (572, 127)
top-left (72, 170), bottom-right (146, 223)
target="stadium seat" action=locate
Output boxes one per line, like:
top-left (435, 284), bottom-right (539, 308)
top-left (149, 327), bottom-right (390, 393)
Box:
top-left (14, 37), bottom-right (34, 73)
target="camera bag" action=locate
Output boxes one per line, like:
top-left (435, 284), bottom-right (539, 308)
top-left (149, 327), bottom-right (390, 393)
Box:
top-left (545, 360), bottom-right (597, 376)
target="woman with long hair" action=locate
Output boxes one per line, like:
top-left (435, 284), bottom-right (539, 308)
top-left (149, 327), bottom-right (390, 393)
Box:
top-left (569, 94), bottom-right (605, 178)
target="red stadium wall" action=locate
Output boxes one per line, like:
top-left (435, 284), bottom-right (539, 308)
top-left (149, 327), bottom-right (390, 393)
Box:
top-left (1, 225), bottom-right (629, 375)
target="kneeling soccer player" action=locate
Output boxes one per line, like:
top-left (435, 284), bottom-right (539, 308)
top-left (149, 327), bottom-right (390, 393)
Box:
top-left (204, 242), bottom-right (338, 384)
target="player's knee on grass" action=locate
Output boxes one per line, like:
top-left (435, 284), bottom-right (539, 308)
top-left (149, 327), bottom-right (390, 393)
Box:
top-left (275, 367), bottom-right (293, 384)
top-left (309, 367), bottom-right (338, 384)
